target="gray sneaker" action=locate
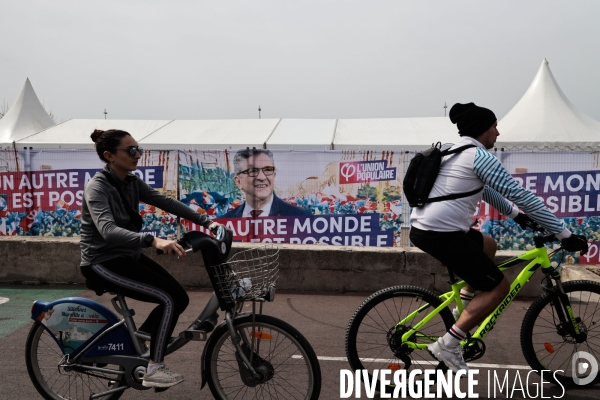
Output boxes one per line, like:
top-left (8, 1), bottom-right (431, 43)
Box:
top-left (142, 364), bottom-right (184, 388)
top-left (427, 338), bottom-right (469, 373)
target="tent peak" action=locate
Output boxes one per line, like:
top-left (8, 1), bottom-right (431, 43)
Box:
top-left (497, 60), bottom-right (600, 150)
top-left (0, 79), bottom-right (55, 143)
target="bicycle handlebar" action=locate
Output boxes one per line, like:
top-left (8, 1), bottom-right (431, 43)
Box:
top-left (155, 227), bottom-right (233, 266)
top-left (512, 219), bottom-right (563, 249)
top-left (533, 233), bottom-right (558, 247)
top-left (155, 236), bottom-right (188, 256)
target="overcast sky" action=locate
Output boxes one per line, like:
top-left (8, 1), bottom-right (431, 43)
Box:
top-left (1, 1), bottom-right (599, 123)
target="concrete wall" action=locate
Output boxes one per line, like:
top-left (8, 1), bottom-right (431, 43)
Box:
top-left (0, 237), bottom-right (547, 297)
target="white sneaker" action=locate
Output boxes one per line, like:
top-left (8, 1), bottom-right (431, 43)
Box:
top-left (427, 338), bottom-right (469, 373)
top-left (452, 307), bottom-right (461, 321)
top-left (142, 364), bottom-right (184, 388)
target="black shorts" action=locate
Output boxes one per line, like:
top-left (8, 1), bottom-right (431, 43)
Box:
top-left (409, 226), bottom-right (504, 291)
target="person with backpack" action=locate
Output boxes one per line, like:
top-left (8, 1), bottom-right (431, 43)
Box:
top-left (408, 102), bottom-right (588, 373)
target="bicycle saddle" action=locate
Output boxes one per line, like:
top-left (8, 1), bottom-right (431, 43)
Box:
top-left (85, 279), bottom-right (111, 297)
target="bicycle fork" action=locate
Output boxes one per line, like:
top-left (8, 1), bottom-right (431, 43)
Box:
top-left (545, 275), bottom-right (586, 342)
top-left (228, 300), bottom-right (272, 387)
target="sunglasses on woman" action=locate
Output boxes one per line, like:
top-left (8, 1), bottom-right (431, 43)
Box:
top-left (117, 146), bottom-right (144, 157)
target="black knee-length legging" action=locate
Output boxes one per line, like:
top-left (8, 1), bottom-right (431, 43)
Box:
top-left (81, 254), bottom-right (189, 363)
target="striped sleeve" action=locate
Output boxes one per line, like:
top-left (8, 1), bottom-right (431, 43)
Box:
top-left (482, 186), bottom-right (516, 216)
top-left (474, 148), bottom-right (565, 234)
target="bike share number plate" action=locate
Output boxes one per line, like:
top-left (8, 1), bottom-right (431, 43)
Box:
top-left (32, 300), bottom-right (132, 356)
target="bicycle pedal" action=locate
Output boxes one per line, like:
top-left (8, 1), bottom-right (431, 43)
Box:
top-left (154, 387), bottom-right (169, 393)
top-left (180, 330), bottom-right (208, 341)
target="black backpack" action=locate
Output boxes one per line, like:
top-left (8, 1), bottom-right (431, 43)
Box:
top-left (403, 142), bottom-right (483, 208)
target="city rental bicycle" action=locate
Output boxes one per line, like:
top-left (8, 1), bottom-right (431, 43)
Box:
top-left (345, 227), bottom-right (599, 389)
top-left (26, 228), bottom-right (321, 400)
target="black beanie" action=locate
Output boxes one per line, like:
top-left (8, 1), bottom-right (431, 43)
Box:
top-left (449, 103), bottom-right (497, 138)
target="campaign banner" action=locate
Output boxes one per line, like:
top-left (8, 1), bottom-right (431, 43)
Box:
top-left (179, 149), bottom-right (404, 246)
top-left (469, 165), bottom-right (600, 251)
top-left (512, 170), bottom-right (600, 218)
top-left (0, 167), bottom-right (163, 211)
top-left (579, 241), bottom-right (600, 265)
top-left (339, 160), bottom-right (397, 184)
top-left (0, 149), bottom-right (177, 237)
top-left (183, 214), bottom-right (394, 246)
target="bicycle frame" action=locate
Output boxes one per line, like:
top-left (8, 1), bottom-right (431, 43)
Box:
top-left (398, 242), bottom-right (580, 350)
top-left (28, 229), bottom-right (294, 400)
top-left (48, 228), bottom-right (272, 397)
top-left (50, 291), bottom-right (263, 398)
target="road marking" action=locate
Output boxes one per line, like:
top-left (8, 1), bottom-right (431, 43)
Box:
top-left (0, 297), bottom-right (8, 305)
top-left (293, 355), bottom-right (531, 370)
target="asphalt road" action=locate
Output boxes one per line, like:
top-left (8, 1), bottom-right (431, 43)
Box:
top-left (1, 285), bottom-right (600, 400)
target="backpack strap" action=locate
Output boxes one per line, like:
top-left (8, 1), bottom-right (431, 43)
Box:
top-left (440, 144), bottom-right (476, 156)
top-left (427, 144), bottom-right (483, 204)
top-left (427, 186), bottom-right (484, 203)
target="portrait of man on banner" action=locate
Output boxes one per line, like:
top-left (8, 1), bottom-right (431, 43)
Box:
top-left (222, 148), bottom-right (311, 218)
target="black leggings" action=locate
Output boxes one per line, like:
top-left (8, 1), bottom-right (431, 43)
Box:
top-left (81, 254), bottom-right (189, 363)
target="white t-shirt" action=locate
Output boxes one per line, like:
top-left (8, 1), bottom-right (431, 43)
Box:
top-left (410, 137), bottom-right (569, 239)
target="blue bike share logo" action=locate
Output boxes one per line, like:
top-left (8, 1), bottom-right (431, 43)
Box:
top-left (572, 351), bottom-right (598, 385)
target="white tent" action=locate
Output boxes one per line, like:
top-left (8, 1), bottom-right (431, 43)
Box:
top-left (16, 117), bottom-right (455, 151)
top-left (14, 59), bottom-right (599, 152)
top-left (138, 119), bottom-right (282, 150)
top-left (19, 119), bottom-right (173, 149)
top-left (18, 118), bottom-right (283, 150)
top-left (267, 119), bottom-right (336, 150)
top-left (0, 79), bottom-right (55, 144)
top-left (497, 59), bottom-right (600, 151)
top-left (332, 117), bottom-right (456, 151)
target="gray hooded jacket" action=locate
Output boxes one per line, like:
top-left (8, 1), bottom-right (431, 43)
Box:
top-left (80, 166), bottom-right (212, 266)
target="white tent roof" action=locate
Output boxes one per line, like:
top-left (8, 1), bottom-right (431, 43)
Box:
top-left (15, 117), bottom-right (457, 151)
top-left (18, 119), bottom-right (173, 149)
top-left (138, 119), bottom-right (282, 150)
top-left (267, 119), bottom-right (336, 150)
top-left (497, 59), bottom-right (600, 151)
top-left (17, 60), bottom-right (600, 152)
top-left (0, 79), bottom-right (55, 144)
top-left (332, 117), bottom-right (456, 151)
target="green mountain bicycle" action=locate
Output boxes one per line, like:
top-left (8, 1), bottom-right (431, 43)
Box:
top-left (345, 228), bottom-right (599, 389)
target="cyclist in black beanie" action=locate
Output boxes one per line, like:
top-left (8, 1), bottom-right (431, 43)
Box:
top-left (410, 102), bottom-right (588, 373)
top-left (450, 102), bottom-right (497, 139)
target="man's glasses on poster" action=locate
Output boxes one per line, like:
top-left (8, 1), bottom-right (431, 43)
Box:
top-left (237, 166), bottom-right (275, 177)
top-left (117, 147), bottom-right (144, 157)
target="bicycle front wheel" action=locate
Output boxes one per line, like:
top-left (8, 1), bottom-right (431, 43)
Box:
top-left (25, 323), bottom-right (126, 400)
top-left (345, 286), bottom-right (454, 381)
top-left (204, 314), bottom-right (321, 400)
top-left (521, 280), bottom-right (600, 388)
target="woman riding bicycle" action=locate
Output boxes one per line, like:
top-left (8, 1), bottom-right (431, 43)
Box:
top-left (80, 129), bottom-right (221, 388)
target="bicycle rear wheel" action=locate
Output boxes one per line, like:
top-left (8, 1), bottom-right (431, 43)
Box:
top-left (521, 280), bottom-right (600, 388)
top-left (25, 323), bottom-right (126, 400)
top-left (204, 314), bottom-right (321, 400)
top-left (345, 286), bottom-right (454, 384)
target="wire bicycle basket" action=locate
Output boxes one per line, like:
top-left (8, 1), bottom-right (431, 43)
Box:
top-left (213, 244), bottom-right (279, 303)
